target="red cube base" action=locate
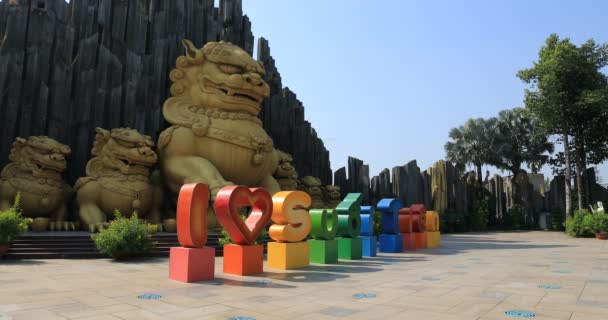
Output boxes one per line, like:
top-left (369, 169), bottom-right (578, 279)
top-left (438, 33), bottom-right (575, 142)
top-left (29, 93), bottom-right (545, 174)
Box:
top-left (223, 244), bottom-right (264, 276)
top-left (169, 247), bottom-right (215, 283)
top-left (414, 232), bottom-right (427, 249)
top-left (402, 233), bottom-right (416, 251)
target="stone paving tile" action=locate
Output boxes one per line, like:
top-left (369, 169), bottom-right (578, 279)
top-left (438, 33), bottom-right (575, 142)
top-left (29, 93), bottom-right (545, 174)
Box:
top-left (2, 231), bottom-right (607, 320)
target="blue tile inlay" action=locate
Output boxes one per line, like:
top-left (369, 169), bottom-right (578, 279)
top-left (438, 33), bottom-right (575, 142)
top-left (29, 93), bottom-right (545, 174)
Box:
top-left (137, 293), bottom-right (162, 300)
top-left (504, 310), bottom-right (536, 318)
top-left (422, 277), bottom-right (440, 281)
top-left (538, 285), bottom-right (561, 290)
top-left (353, 293), bottom-right (377, 299)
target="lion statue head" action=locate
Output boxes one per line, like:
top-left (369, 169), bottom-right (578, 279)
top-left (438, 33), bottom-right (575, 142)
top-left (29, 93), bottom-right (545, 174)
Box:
top-left (299, 176), bottom-right (323, 198)
top-left (86, 127), bottom-right (157, 177)
top-left (323, 185), bottom-right (342, 202)
top-left (163, 40), bottom-right (271, 132)
top-left (6, 136), bottom-right (71, 180)
top-left (274, 150), bottom-right (298, 179)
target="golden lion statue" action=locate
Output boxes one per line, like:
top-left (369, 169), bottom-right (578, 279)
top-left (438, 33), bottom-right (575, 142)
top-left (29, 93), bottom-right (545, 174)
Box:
top-left (274, 150), bottom-right (299, 191)
top-left (158, 40), bottom-right (281, 228)
top-left (323, 185), bottom-right (342, 209)
top-left (75, 128), bottom-right (161, 232)
top-left (0, 136), bottom-right (71, 221)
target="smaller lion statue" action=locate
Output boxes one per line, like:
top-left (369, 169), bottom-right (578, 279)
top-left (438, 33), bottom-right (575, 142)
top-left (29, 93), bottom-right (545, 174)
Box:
top-left (0, 136), bottom-right (71, 221)
top-left (75, 128), bottom-right (161, 232)
top-left (299, 176), bottom-right (326, 209)
top-left (322, 185), bottom-right (342, 209)
top-left (273, 150), bottom-right (299, 191)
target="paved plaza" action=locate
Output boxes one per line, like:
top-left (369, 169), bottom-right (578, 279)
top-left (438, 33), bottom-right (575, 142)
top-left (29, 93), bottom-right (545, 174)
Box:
top-left (1, 232), bottom-right (607, 320)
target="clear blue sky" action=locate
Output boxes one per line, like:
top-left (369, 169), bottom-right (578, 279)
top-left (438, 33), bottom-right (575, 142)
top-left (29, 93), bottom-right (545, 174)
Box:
top-left (243, 0), bottom-right (608, 183)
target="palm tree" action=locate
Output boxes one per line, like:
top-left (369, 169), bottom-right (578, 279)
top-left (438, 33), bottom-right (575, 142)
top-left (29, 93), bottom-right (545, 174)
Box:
top-left (445, 118), bottom-right (498, 185)
top-left (491, 108), bottom-right (554, 178)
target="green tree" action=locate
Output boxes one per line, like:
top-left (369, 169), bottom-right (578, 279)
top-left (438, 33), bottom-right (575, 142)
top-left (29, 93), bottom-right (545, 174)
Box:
top-left (490, 108), bottom-right (554, 177)
top-left (445, 117), bottom-right (498, 185)
top-left (517, 34), bottom-right (608, 215)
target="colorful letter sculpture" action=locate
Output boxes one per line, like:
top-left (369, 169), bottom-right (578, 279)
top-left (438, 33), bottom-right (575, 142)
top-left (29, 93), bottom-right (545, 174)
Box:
top-left (215, 186), bottom-right (272, 275)
top-left (399, 205), bottom-right (429, 250)
top-left (169, 183), bottom-right (216, 283)
top-left (359, 206), bottom-right (377, 257)
top-left (378, 198), bottom-right (404, 253)
top-left (426, 211), bottom-right (441, 247)
top-left (398, 208), bottom-right (416, 250)
top-left (308, 208), bottom-right (339, 264)
top-left (335, 193), bottom-right (363, 260)
top-left (267, 191), bottom-right (312, 269)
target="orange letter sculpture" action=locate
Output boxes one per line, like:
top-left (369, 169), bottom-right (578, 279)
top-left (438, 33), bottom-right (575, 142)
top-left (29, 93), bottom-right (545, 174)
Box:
top-left (267, 191), bottom-right (312, 269)
top-left (169, 183), bottom-right (216, 282)
top-left (215, 186), bottom-right (272, 275)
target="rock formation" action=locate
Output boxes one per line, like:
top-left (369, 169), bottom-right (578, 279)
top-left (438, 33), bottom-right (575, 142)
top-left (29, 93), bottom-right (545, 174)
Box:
top-left (0, 0), bottom-right (331, 186)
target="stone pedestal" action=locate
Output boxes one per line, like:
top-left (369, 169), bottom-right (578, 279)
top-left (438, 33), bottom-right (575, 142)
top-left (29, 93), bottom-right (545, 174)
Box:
top-left (427, 231), bottom-right (440, 248)
top-left (414, 232), bottom-right (427, 249)
top-left (223, 244), bottom-right (264, 276)
top-left (337, 237), bottom-right (363, 260)
top-left (379, 234), bottom-right (403, 253)
top-left (169, 247), bottom-right (215, 282)
top-left (309, 239), bottom-right (338, 264)
top-left (360, 236), bottom-right (377, 257)
top-left (402, 233), bottom-right (416, 251)
top-left (267, 242), bottom-right (309, 270)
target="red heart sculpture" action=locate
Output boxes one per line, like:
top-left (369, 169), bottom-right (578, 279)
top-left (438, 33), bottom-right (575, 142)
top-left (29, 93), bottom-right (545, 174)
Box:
top-left (176, 183), bottom-right (209, 248)
top-left (214, 185), bottom-right (273, 245)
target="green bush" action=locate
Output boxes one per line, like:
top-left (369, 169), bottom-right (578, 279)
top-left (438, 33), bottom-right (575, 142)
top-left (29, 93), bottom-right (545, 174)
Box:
top-left (551, 208), bottom-right (564, 230)
top-left (466, 200), bottom-right (489, 231)
top-left (441, 210), bottom-right (465, 233)
top-left (0, 193), bottom-right (30, 245)
top-left (565, 210), bottom-right (594, 237)
top-left (373, 210), bottom-right (382, 235)
top-left (569, 210), bottom-right (608, 236)
top-left (505, 204), bottom-right (524, 229)
top-left (91, 210), bottom-right (155, 259)
top-left (590, 211), bottom-right (608, 233)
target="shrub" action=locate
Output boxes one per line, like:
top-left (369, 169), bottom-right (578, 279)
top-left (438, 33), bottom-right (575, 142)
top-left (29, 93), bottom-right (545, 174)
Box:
top-left (591, 211), bottom-right (608, 233)
top-left (91, 210), bottom-right (155, 259)
top-left (565, 210), bottom-right (594, 237)
top-left (441, 210), bottom-right (465, 233)
top-left (505, 204), bottom-right (524, 230)
top-left (466, 200), bottom-right (489, 231)
top-left (0, 193), bottom-right (30, 245)
top-left (373, 210), bottom-right (382, 235)
top-left (575, 210), bottom-right (608, 235)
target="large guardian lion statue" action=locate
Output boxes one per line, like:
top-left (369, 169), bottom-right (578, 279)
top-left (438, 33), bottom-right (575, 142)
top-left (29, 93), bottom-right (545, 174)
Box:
top-left (158, 40), bottom-right (281, 228)
top-left (75, 128), bottom-right (161, 232)
top-left (0, 136), bottom-right (71, 220)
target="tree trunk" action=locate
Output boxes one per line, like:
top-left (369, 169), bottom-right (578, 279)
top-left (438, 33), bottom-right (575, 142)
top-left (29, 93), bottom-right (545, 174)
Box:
top-left (573, 135), bottom-right (586, 211)
top-left (562, 130), bottom-right (573, 217)
top-left (476, 164), bottom-right (483, 186)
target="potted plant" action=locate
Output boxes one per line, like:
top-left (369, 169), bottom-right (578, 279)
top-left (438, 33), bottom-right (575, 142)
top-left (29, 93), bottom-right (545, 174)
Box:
top-left (0, 193), bottom-right (30, 256)
top-left (592, 212), bottom-right (608, 240)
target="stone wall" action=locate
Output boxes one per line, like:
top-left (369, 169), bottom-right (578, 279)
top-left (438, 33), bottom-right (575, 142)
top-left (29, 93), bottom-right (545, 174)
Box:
top-left (0, 0), bottom-right (331, 184)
